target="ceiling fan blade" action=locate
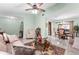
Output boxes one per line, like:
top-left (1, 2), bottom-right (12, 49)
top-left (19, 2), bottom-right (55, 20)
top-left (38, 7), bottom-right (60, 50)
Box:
top-left (38, 3), bottom-right (43, 7)
top-left (25, 8), bottom-right (33, 11)
top-left (27, 3), bottom-right (33, 7)
top-left (37, 8), bottom-right (45, 12)
top-left (40, 9), bottom-right (45, 12)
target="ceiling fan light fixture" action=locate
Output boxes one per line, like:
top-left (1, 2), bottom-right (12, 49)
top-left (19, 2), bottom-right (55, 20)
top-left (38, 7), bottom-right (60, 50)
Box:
top-left (32, 9), bottom-right (38, 14)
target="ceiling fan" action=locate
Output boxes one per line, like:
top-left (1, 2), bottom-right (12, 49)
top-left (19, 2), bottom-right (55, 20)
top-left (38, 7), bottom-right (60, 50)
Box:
top-left (25, 3), bottom-right (45, 13)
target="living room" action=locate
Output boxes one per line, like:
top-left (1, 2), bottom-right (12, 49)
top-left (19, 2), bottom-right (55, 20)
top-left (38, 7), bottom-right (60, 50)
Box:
top-left (0, 3), bottom-right (79, 55)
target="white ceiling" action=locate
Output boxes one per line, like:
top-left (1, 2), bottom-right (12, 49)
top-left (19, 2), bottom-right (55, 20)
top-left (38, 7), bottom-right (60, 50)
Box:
top-left (0, 3), bottom-right (55, 17)
top-left (0, 3), bottom-right (79, 20)
top-left (47, 3), bottom-right (79, 20)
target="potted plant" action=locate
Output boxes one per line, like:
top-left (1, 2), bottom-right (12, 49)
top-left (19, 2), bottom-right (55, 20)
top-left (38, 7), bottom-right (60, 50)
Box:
top-left (74, 25), bottom-right (79, 37)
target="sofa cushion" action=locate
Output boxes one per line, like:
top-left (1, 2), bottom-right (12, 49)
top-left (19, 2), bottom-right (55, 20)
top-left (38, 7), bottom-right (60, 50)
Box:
top-left (7, 35), bottom-right (24, 46)
top-left (7, 35), bottom-right (18, 43)
top-left (3, 33), bottom-right (9, 42)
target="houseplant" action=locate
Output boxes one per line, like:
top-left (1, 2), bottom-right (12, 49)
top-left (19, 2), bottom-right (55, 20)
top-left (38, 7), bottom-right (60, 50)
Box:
top-left (74, 25), bottom-right (79, 37)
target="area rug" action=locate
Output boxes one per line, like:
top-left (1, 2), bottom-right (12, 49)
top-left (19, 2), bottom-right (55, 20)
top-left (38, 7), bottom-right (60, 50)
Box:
top-left (49, 45), bottom-right (65, 55)
top-left (14, 41), bottom-right (65, 55)
top-left (25, 42), bottom-right (65, 55)
top-left (13, 46), bottom-right (35, 55)
top-left (34, 45), bottom-right (65, 55)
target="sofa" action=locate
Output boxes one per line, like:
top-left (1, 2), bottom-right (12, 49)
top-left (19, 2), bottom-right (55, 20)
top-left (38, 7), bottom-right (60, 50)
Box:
top-left (0, 34), bottom-right (8, 53)
top-left (0, 33), bottom-right (35, 55)
top-left (72, 37), bottom-right (79, 50)
top-left (6, 34), bottom-right (35, 55)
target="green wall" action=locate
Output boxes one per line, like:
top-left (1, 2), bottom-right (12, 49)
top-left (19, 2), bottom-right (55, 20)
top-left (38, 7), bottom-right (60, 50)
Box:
top-left (0, 14), bottom-right (36, 38)
top-left (23, 14), bottom-right (36, 38)
top-left (74, 18), bottom-right (79, 25)
top-left (34, 14), bottom-right (48, 38)
top-left (0, 17), bottom-right (21, 35)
